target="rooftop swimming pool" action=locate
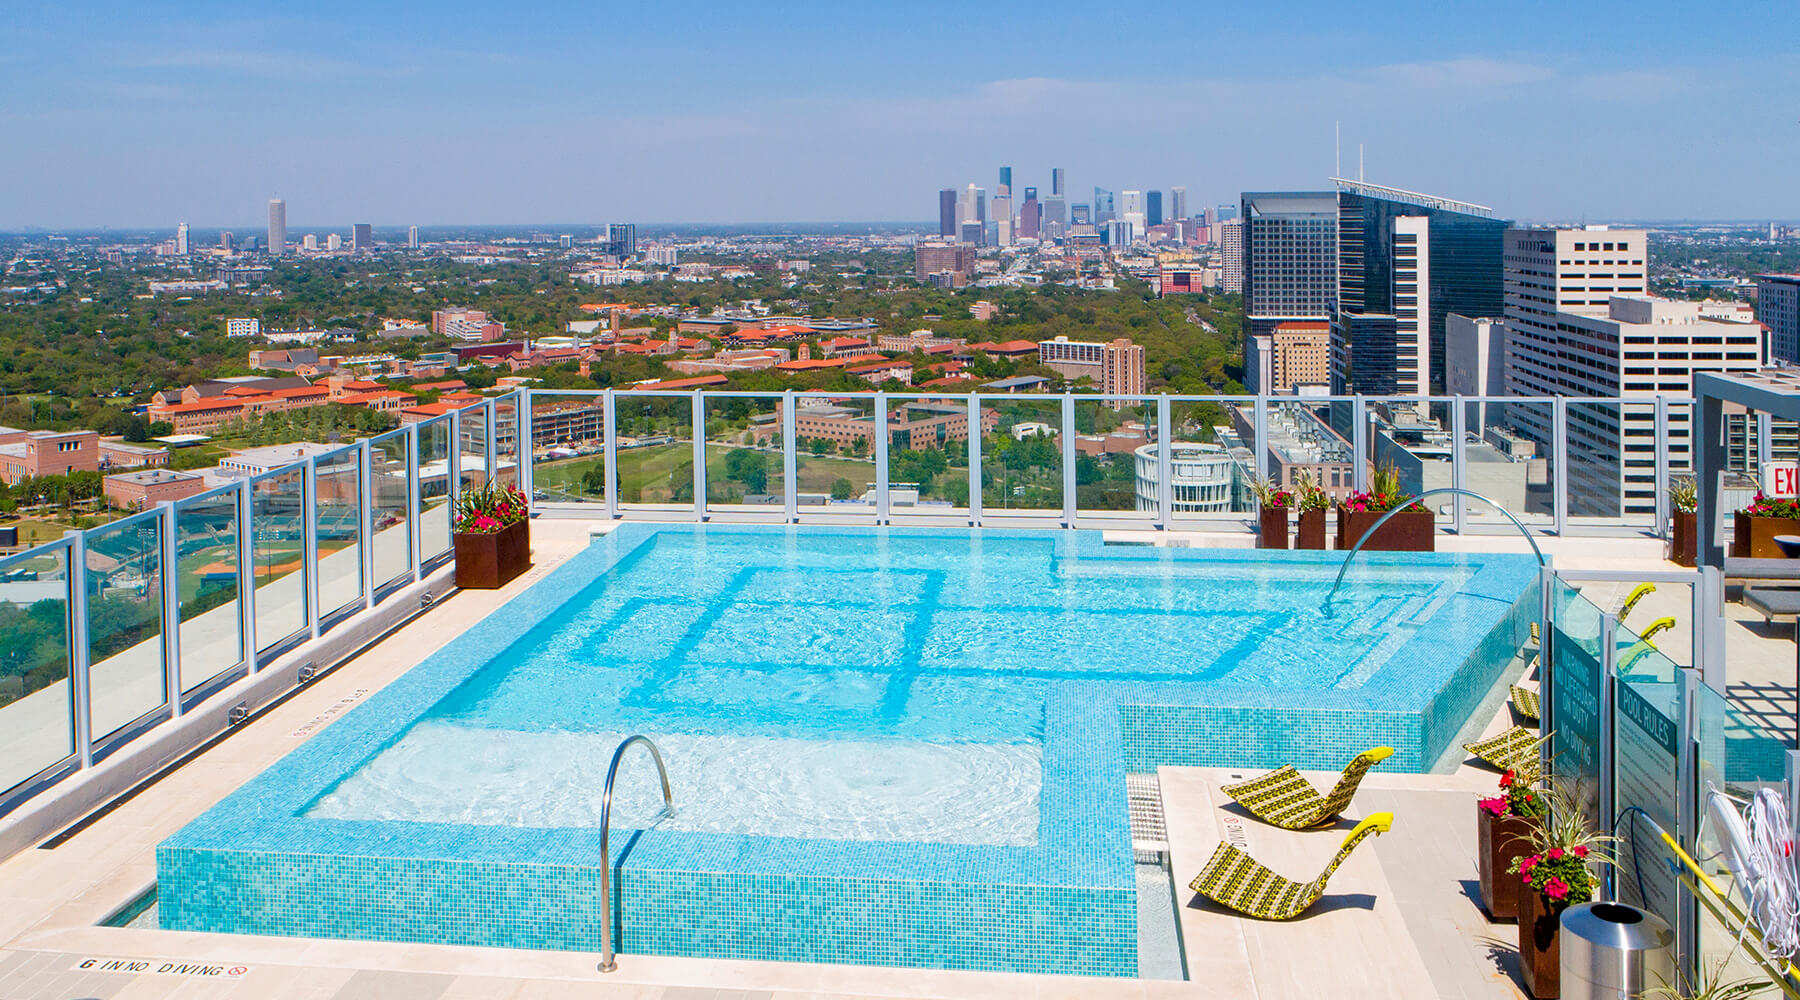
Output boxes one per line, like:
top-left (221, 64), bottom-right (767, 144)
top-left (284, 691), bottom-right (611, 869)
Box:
top-left (158, 525), bottom-right (1538, 976)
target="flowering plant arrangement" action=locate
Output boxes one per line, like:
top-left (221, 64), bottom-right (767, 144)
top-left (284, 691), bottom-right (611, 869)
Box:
top-left (1294, 470), bottom-right (1331, 513)
top-left (1509, 844), bottom-right (1596, 905)
top-left (1478, 769), bottom-right (1547, 820)
top-left (452, 483), bottom-right (529, 535)
top-left (1339, 464), bottom-right (1423, 515)
top-left (1668, 475), bottom-right (1697, 515)
top-left (1741, 491), bottom-right (1800, 519)
top-left (1249, 476), bottom-right (1293, 509)
top-left (1505, 778), bottom-right (1613, 906)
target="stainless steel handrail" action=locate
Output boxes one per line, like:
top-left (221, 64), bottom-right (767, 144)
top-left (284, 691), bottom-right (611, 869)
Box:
top-left (1323, 487), bottom-right (1548, 606)
top-left (597, 734), bottom-right (675, 973)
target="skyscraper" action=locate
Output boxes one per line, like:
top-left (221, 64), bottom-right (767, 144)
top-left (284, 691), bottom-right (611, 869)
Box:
top-left (408, 225), bottom-right (420, 249)
top-left (1333, 178), bottom-right (1509, 394)
top-left (938, 189), bottom-right (958, 238)
top-left (1239, 192), bottom-right (1337, 356)
top-left (1051, 168), bottom-right (1065, 198)
top-left (998, 166), bottom-right (1012, 197)
top-left (1146, 191), bottom-right (1164, 228)
top-left (1018, 187), bottom-right (1040, 240)
top-left (352, 223), bottom-right (373, 252)
top-left (219, 231), bottom-right (235, 253)
top-left (1757, 274), bottom-right (1800, 363)
top-left (267, 199), bottom-right (287, 256)
top-left (957, 185), bottom-right (987, 246)
top-left (1042, 196), bottom-right (1066, 239)
top-left (1093, 188), bottom-right (1116, 224)
top-left (175, 222), bottom-right (189, 255)
top-left (1170, 187), bottom-right (1187, 221)
top-left (1218, 219), bottom-right (1243, 293)
top-left (1120, 191), bottom-right (1145, 234)
top-left (608, 223), bottom-right (637, 258)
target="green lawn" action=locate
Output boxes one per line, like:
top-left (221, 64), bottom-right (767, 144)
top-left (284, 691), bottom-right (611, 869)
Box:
top-left (532, 444), bottom-right (877, 504)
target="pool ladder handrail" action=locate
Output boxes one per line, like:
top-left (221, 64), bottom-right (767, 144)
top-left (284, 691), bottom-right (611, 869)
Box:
top-left (1323, 486), bottom-right (1547, 607)
top-left (597, 734), bottom-right (675, 973)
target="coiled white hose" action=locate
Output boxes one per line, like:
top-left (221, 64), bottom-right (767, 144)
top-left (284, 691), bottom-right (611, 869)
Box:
top-left (1745, 787), bottom-right (1800, 961)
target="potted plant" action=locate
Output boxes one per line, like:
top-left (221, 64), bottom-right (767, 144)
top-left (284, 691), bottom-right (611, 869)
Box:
top-left (452, 482), bottom-right (531, 589)
top-left (1477, 768), bottom-right (1546, 922)
top-left (1336, 465), bottom-right (1434, 552)
top-left (1733, 492), bottom-right (1800, 559)
top-left (1250, 477), bottom-right (1293, 549)
top-left (1507, 784), bottom-right (1613, 999)
top-left (1668, 476), bottom-right (1697, 567)
top-left (1294, 471), bottom-right (1331, 550)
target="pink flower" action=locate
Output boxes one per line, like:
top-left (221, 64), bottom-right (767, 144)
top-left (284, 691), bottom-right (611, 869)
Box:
top-left (1547, 847), bottom-right (1564, 861)
top-left (1572, 845), bottom-right (1589, 859)
top-left (1544, 877), bottom-right (1570, 901)
top-left (1479, 797), bottom-right (1507, 817)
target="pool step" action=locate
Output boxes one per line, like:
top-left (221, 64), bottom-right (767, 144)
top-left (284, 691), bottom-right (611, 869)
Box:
top-left (1127, 772), bottom-right (1169, 864)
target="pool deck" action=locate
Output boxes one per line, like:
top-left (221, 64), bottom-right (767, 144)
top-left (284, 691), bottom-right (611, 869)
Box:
top-left (0, 522), bottom-right (1786, 999)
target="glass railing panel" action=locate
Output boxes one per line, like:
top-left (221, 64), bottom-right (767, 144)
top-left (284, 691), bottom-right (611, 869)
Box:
top-left (315, 448), bottom-right (364, 617)
top-left (460, 403), bottom-right (489, 492)
top-left (0, 542), bottom-right (74, 795)
top-left (613, 393), bottom-right (695, 508)
top-left (369, 432), bottom-right (410, 591)
top-left (1073, 397), bottom-right (1155, 519)
top-left (527, 394), bottom-right (607, 505)
top-left (704, 395), bottom-right (785, 509)
top-left (1562, 400), bottom-right (1626, 526)
top-left (173, 491), bottom-right (243, 693)
top-left (1694, 677), bottom-right (1792, 981)
top-left (1609, 621), bottom-right (1681, 936)
top-left (1464, 398), bottom-right (1554, 528)
top-left (979, 397), bottom-right (1062, 514)
top-left (1166, 398), bottom-right (1254, 520)
top-left (85, 514), bottom-right (168, 741)
top-left (788, 395), bottom-right (877, 512)
top-left (493, 394), bottom-right (520, 488)
top-left (1547, 579), bottom-right (1604, 825)
top-left (250, 469), bottom-right (308, 652)
top-left (418, 416), bottom-right (453, 562)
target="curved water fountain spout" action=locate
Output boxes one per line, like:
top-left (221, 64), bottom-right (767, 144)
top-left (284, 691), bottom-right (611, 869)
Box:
top-left (1322, 487), bottom-right (1547, 608)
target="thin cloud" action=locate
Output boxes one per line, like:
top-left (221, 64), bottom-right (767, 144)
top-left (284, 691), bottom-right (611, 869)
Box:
top-left (1362, 58), bottom-right (1556, 90)
top-left (1571, 70), bottom-right (1685, 103)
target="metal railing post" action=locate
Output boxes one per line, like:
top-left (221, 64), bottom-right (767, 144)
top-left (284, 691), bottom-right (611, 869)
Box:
top-left (237, 478), bottom-right (258, 669)
top-left (1676, 663), bottom-right (1700, 981)
top-left (66, 531), bottom-right (92, 769)
top-left (1452, 396), bottom-right (1468, 535)
top-left (1757, 410), bottom-right (1773, 476)
top-left (1252, 395), bottom-right (1269, 484)
top-left (1553, 397), bottom-right (1569, 535)
top-left (603, 389), bottom-right (618, 520)
top-left (1599, 610), bottom-right (1618, 899)
top-left (485, 399), bottom-right (498, 485)
top-left (1060, 394), bottom-right (1076, 527)
top-left (517, 390), bottom-right (534, 502)
top-left (781, 390), bottom-right (797, 523)
top-left (1157, 395), bottom-right (1172, 529)
top-left (691, 391), bottom-right (707, 520)
top-left (874, 391), bottom-right (890, 524)
top-left (1352, 395), bottom-right (1369, 493)
top-left (407, 423), bottom-right (423, 583)
top-left (967, 395), bottom-right (982, 526)
top-left (1655, 395), bottom-right (1671, 539)
top-left (303, 456), bottom-right (320, 637)
top-left (159, 502), bottom-right (182, 714)
top-left (358, 440), bottom-right (374, 609)
top-left (448, 407), bottom-right (462, 513)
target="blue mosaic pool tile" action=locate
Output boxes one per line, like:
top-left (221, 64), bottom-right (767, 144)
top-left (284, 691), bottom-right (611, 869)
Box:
top-left (157, 524), bottom-right (1535, 976)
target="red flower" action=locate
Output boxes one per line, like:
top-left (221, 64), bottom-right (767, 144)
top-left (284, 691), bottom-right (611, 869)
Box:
top-left (1500, 770), bottom-right (1515, 789)
top-left (1547, 847), bottom-right (1564, 861)
top-left (1572, 845), bottom-right (1589, 859)
top-left (1544, 877), bottom-right (1570, 901)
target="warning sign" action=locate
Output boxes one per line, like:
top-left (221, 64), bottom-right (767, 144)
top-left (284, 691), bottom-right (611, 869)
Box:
top-left (73, 957), bottom-right (251, 978)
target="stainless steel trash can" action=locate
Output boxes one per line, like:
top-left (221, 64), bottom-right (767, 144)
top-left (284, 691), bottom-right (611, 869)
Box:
top-left (1560, 901), bottom-right (1675, 999)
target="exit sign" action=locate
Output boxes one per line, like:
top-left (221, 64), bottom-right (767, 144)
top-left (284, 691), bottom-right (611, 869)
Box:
top-left (1764, 465), bottom-right (1800, 498)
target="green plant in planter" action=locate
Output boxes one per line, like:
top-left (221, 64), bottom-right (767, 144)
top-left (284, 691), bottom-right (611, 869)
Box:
top-left (1506, 781), bottom-right (1615, 906)
top-left (1669, 475), bottom-right (1697, 514)
top-left (1248, 475), bottom-right (1294, 510)
top-left (1647, 959), bottom-right (1774, 1000)
top-left (453, 482), bottom-right (529, 535)
top-left (1479, 768), bottom-right (1547, 822)
top-left (1742, 492), bottom-right (1800, 519)
top-left (1341, 464), bottom-right (1420, 515)
top-left (1294, 470), bottom-right (1331, 513)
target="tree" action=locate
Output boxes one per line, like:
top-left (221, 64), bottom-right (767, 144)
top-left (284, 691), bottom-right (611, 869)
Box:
top-left (724, 448), bottom-right (768, 494)
top-left (831, 477), bottom-right (853, 500)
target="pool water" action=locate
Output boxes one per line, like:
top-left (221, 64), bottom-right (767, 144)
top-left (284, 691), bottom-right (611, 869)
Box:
top-left (159, 525), bottom-right (1537, 977)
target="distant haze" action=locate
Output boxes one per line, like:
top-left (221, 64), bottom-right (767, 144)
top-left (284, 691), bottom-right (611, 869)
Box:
top-left (2, 1), bottom-right (1795, 229)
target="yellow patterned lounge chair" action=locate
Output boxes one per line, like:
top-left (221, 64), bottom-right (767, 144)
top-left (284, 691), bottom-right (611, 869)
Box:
top-left (1189, 813), bottom-right (1395, 920)
top-left (1220, 747), bottom-right (1394, 830)
top-left (1509, 685), bottom-right (1540, 722)
top-left (1463, 726), bottom-right (1546, 778)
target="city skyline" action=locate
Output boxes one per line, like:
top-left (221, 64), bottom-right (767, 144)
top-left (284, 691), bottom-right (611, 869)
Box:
top-left (2, 1), bottom-right (1796, 229)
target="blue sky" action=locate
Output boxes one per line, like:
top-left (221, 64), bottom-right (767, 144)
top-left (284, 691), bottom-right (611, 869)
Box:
top-left (2, 1), bottom-right (1795, 229)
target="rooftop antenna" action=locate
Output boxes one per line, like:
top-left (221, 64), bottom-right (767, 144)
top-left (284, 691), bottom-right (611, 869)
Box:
top-left (1335, 121), bottom-right (1341, 177)
top-left (1359, 144), bottom-right (1364, 182)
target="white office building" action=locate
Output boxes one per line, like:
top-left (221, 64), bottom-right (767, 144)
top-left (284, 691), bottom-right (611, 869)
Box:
top-left (225, 318), bottom-right (262, 338)
top-left (1218, 219), bottom-right (1244, 293)
top-left (176, 222), bottom-right (189, 255)
top-left (1445, 314), bottom-right (1506, 428)
top-left (267, 199), bottom-right (287, 256)
top-left (1132, 442), bottom-right (1235, 512)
